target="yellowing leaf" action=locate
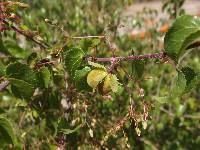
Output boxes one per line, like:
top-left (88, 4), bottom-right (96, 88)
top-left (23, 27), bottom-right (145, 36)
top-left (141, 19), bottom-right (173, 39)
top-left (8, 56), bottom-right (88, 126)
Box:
top-left (135, 127), bottom-right (141, 136)
top-left (98, 74), bottom-right (120, 94)
top-left (87, 69), bottom-right (107, 89)
top-left (102, 75), bottom-right (111, 94)
top-left (142, 121), bottom-right (147, 130)
top-left (109, 74), bottom-right (119, 93)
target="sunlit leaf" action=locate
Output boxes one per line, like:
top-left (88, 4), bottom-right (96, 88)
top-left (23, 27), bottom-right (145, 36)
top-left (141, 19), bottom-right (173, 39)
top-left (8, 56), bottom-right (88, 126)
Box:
top-left (109, 74), bottom-right (120, 93)
top-left (142, 121), bottom-right (147, 130)
top-left (135, 127), bottom-right (141, 136)
top-left (164, 15), bottom-right (200, 63)
top-left (88, 61), bottom-right (106, 70)
top-left (87, 69), bottom-right (107, 89)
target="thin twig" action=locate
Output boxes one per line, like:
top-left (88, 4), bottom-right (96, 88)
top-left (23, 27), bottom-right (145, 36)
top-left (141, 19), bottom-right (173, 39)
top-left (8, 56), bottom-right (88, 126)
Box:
top-left (19, 111), bottom-right (26, 128)
top-left (68, 35), bottom-right (105, 39)
top-left (156, 72), bottom-right (164, 96)
top-left (107, 57), bottom-right (118, 73)
top-left (160, 107), bottom-right (174, 117)
top-left (1, 19), bottom-right (49, 49)
top-left (183, 114), bottom-right (200, 119)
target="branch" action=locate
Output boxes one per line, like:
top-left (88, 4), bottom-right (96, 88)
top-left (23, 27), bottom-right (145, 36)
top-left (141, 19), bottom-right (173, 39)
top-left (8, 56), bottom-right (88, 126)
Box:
top-left (86, 52), bottom-right (166, 62)
top-left (68, 35), bottom-right (105, 39)
top-left (1, 19), bottom-right (50, 49)
top-left (107, 57), bottom-right (118, 73)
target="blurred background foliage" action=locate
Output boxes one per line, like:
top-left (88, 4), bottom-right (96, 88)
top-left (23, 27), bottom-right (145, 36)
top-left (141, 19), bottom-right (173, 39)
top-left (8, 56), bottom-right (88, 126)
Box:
top-left (0, 0), bottom-right (200, 149)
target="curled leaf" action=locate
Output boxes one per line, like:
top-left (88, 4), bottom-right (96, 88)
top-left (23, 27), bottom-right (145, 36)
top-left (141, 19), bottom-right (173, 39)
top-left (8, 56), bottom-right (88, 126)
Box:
top-left (98, 75), bottom-right (111, 95)
top-left (87, 69), bottom-right (107, 89)
top-left (98, 74), bottom-right (120, 95)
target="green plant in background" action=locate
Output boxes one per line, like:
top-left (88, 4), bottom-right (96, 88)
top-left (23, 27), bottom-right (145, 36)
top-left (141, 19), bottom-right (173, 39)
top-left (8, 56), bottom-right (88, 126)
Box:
top-left (163, 0), bottom-right (185, 18)
top-left (0, 1), bottom-right (200, 149)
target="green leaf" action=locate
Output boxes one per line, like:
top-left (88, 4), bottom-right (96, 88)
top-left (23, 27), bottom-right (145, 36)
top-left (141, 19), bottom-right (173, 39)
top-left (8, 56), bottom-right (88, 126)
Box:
top-left (88, 61), bottom-right (106, 70)
top-left (53, 74), bottom-right (65, 88)
top-left (48, 144), bottom-right (57, 150)
top-left (79, 39), bottom-right (93, 52)
top-left (37, 67), bottom-right (51, 88)
top-left (170, 70), bottom-right (186, 98)
top-left (0, 37), bottom-right (9, 55)
top-left (164, 15), bottom-right (200, 62)
top-left (91, 39), bottom-right (101, 47)
top-left (166, 67), bottom-right (199, 97)
top-left (74, 66), bottom-right (92, 91)
top-left (60, 123), bottom-right (83, 135)
top-left (6, 62), bottom-right (37, 87)
top-left (132, 60), bottom-right (145, 79)
top-left (9, 78), bottom-right (35, 100)
top-left (0, 116), bottom-right (17, 146)
top-left (153, 96), bottom-right (168, 104)
top-left (87, 69), bottom-right (107, 89)
top-left (181, 30), bottom-right (200, 51)
top-left (62, 47), bottom-right (85, 75)
top-left (27, 52), bottom-right (38, 65)
top-left (181, 67), bottom-right (200, 93)
top-left (79, 39), bottom-right (101, 52)
top-left (0, 61), bottom-right (5, 77)
top-left (4, 40), bottom-right (30, 58)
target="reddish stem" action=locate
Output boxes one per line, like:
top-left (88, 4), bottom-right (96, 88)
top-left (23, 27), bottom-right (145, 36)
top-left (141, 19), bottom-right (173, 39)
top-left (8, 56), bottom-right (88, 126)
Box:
top-left (86, 52), bottom-right (166, 62)
top-left (1, 19), bottom-right (49, 49)
top-left (0, 80), bottom-right (9, 92)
